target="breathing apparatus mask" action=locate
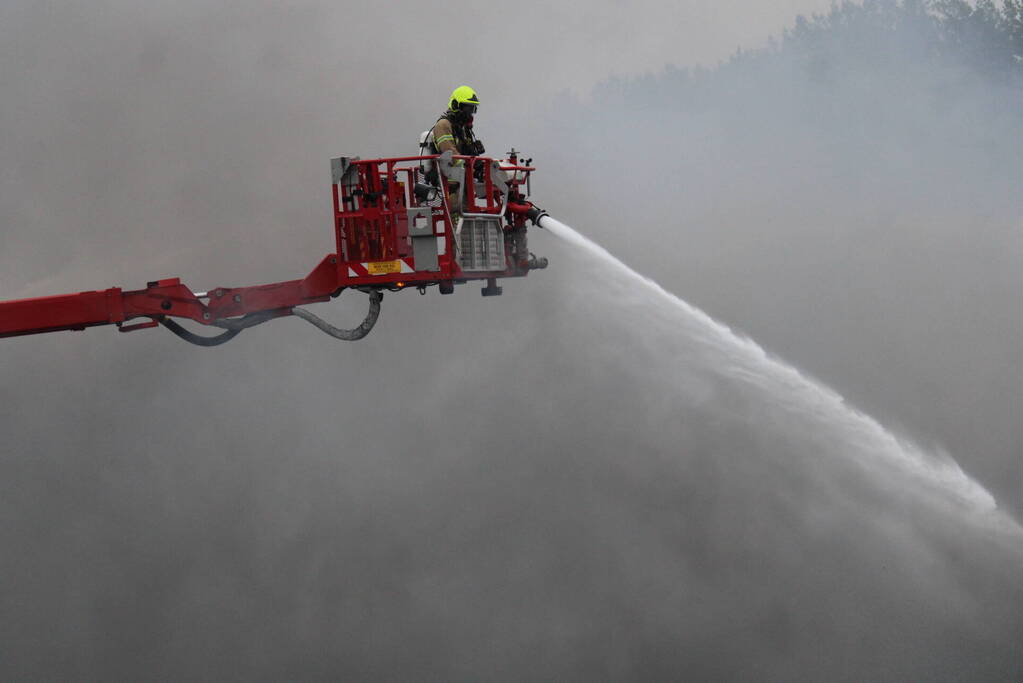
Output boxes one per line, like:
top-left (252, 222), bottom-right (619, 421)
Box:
top-left (453, 102), bottom-right (477, 124)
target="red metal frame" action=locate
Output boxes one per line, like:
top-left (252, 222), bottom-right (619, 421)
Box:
top-left (0, 152), bottom-right (541, 340)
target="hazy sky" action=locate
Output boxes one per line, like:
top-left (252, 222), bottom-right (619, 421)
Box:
top-left (372, 0), bottom-right (838, 95)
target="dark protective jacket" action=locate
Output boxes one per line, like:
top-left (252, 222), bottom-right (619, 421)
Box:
top-left (427, 112), bottom-right (483, 157)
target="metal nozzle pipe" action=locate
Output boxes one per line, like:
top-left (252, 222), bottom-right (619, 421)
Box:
top-left (507, 201), bottom-right (550, 227)
top-left (526, 206), bottom-right (549, 227)
top-left (528, 255), bottom-right (549, 270)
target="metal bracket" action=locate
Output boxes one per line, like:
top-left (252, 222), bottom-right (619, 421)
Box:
top-left (331, 156), bottom-right (360, 184)
top-left (407, 206), bottom-right (432, 237)
top-left (490, 160), bottom-right (509, 195)
top-left (435, 150), bottom-right (465, 186)
top-left (407, 206), bottom-right (438, 272)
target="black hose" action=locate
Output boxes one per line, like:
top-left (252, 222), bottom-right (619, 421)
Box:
top-left (160, 291), bottom-right (381, 346)
top-left (160, 310), bottom-right (278, 347)
top-left (161, 318), bottom-right (242, 347)
top-left (211, 311), bottom-right (280, 332)
top-left (292, 290), bottom-right (382, 341)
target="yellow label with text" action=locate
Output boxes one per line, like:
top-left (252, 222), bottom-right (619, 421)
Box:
top-left (367, 260), bottom-right (401, 275)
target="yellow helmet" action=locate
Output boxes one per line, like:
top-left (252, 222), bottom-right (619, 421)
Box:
top-left (448, 85), bottom-right (480, 112)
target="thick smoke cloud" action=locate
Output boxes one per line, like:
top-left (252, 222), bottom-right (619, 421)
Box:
top-left (531, 4), bottom-right (1023, 518)
top-left (3, 1), bottom-right (1023, 680)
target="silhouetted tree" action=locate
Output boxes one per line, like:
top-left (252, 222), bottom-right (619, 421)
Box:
top-left (1001, 0), bottom-right (1023, 56)
top-left (932, 0), bottom-right (1019, 71)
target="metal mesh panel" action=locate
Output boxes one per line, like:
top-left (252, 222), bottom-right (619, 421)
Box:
top-left (457, 217), bottom-right (506, 272)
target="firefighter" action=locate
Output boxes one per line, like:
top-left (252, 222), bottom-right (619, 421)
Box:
top-left (420, 86), bottom-right (485, 216)
top-left (430, 85), bottom-right (484, 158)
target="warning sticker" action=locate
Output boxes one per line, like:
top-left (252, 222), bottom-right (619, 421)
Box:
top-left (367, 260), bottom-right (401, 275)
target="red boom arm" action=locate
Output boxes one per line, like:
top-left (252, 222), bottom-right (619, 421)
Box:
top-left (0, 256), bottom-right (337, 340)
top-left (0, 151), bottom-right (547, 345)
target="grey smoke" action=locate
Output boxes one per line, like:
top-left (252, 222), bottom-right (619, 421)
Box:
top-left (3, 1), bottom-right (1023, 681)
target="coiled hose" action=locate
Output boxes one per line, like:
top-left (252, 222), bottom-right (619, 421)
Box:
top-left (291, 290), bottom-right (382, 341)
top-left (160, 290), bottom-right (383, 346)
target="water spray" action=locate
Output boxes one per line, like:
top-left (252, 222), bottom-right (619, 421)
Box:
top-left (538, 216), bottom-right (1023, 537)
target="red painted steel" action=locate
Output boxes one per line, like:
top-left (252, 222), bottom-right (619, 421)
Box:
top-left (0, 152), bottom-right (542, 340)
